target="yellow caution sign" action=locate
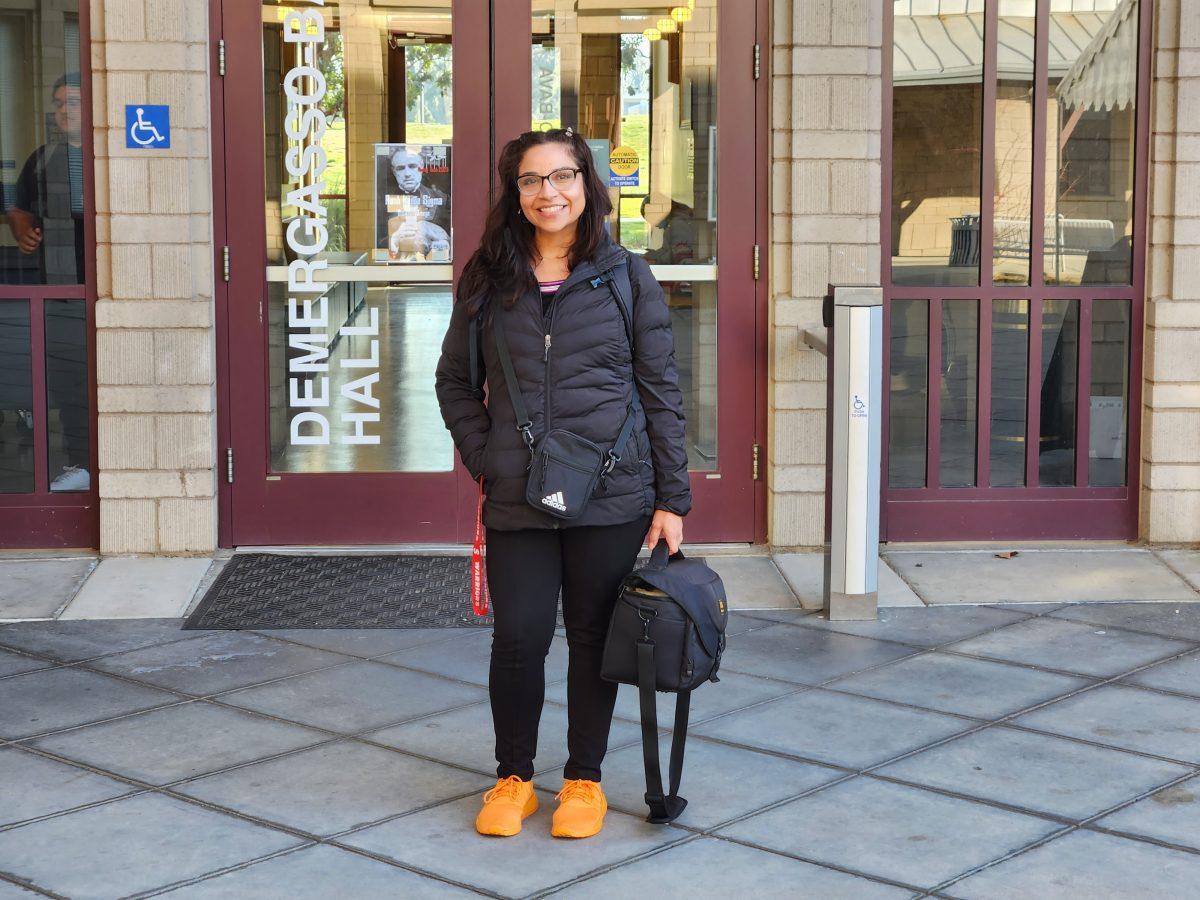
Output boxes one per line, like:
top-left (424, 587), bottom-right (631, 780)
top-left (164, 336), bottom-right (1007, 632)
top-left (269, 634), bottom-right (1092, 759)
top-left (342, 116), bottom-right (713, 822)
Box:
top-left (609, 145), bottom-right (640, 186)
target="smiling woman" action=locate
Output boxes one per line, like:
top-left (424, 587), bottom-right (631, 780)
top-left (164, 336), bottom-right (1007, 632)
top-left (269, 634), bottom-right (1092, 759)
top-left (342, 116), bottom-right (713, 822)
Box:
top-left (435, 125), bottom-right (691, 840)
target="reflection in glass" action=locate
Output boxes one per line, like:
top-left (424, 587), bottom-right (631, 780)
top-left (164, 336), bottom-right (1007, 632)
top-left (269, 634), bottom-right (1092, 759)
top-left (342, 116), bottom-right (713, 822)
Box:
top-left (990, 299), bottom-right (1028, 487)
top-left (890, 2), bottom-right (983, 286)
top-left (993, 3), bottom-right (1035, 285)
top-left (1039, 299), bottom-right (1078, 486)
top-left (1089, 298), bottom-right (1129, 486)
top-left (0, 302), bottom-right (34, 492)
top-left (889, 299), bottom-right (929, 488)
top-left (940, 300), bottom-right (978, 487)
top-left (45, 300), bottom-right (89, 491)
top-left (531, 2), bottom-right (717, 265)
top-left (1, 5), bottom-right (85, 286)
top-left (1045, 0), bottom-right (1138, 285)
top-left (268, 278), bottom-right (454, 473)
top-left (262, 1), bottom-right (453, 263)
top-left (662, 282), bottom-right (717, 468)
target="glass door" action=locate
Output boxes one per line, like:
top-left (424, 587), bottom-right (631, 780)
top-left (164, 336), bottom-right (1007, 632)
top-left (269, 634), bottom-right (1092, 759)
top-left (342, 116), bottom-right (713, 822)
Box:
top-left (222, 0), bottom-right (489, 544)
top-left (219, 0), bottom-right (763, 545)
top-left (882, 0), bottom-right (1150, 541)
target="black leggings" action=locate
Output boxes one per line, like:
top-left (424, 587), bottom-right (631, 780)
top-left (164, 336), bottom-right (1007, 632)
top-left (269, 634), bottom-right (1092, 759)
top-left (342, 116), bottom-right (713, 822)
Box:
top-left (485, 516), bottom-right (651, 782)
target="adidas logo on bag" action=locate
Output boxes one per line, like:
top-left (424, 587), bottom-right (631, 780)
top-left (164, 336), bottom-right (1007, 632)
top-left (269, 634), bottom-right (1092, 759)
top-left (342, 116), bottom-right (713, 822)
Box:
top-left (541, 491), bottom-right (567, 512)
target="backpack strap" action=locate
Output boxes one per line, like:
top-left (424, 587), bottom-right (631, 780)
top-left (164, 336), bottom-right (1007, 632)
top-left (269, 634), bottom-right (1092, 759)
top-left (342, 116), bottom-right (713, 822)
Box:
top-left (468, 314), bottom-right (483, 399)
top-left (636, 633), bottom-right (690, 824)
top-left (590, 254), bottom-right (643, 476)
top-left (491, 312), bottom-right (536, 456)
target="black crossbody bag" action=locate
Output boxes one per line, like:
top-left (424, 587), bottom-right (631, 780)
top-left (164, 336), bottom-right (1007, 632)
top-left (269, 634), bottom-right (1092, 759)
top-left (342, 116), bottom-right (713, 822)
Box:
top-left (472, 256), bottom-right (641, 520)
top-left (601, 543), bottom-right (727, 823)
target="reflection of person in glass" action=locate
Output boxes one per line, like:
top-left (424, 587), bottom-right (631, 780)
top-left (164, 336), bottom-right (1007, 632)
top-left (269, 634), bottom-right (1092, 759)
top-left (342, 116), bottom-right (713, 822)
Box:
top-left (640, 193), bottom-right (698, 264)
top-left (379, 147), bottom-right (449, 259)
top-left (4, 72), bottom-right (86, 284)
top-left (3, 72), bottom-right (90, 493)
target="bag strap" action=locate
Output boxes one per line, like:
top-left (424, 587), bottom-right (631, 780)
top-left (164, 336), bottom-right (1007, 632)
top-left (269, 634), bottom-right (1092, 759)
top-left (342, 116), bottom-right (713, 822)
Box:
top-left (490, 257), bottom-right (638, 464)
top-left (491, 312), bottom-right (536, 455)
top-left (592, 256), bottom-right (643, 475)
top-left (468, 315), bottom-right (484, 399)
top-left (636, 629), bottom-right (690, 824)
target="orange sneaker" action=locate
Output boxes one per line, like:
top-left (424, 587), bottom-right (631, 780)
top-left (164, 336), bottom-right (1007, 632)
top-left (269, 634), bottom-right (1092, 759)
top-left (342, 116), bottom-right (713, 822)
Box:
top-left (551, 779), bottom-right (607, 838)
top-left (475, 776), bottom-right (538, 836)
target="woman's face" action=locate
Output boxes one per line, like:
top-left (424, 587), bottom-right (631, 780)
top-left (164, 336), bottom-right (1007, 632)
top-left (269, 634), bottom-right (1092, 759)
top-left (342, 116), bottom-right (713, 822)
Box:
top-left (516, 143), bottom-right (586, 237)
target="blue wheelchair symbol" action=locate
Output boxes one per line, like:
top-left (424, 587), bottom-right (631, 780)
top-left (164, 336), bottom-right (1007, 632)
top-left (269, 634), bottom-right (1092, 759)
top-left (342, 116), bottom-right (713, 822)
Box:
top-left (125, 105), bottom-right (170, 149)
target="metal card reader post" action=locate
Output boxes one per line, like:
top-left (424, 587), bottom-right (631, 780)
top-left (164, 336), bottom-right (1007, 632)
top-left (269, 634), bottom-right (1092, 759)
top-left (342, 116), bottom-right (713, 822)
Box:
top-left (826, 285), bottom-right (883, 620)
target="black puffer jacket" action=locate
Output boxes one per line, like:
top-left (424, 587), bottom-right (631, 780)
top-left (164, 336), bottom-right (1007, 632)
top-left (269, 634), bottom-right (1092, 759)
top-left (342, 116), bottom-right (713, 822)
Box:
top-left (435, 237), bottom-right (691, 530)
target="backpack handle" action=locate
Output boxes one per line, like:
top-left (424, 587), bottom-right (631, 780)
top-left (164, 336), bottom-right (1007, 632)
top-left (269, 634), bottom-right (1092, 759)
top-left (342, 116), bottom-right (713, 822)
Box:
top-left (648, 541), bottom-right (685, 569)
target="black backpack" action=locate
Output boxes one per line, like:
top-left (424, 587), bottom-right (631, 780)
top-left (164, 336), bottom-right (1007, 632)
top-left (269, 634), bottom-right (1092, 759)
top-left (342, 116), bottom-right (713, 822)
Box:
top-left (600, 543), bottom-right (728, 823)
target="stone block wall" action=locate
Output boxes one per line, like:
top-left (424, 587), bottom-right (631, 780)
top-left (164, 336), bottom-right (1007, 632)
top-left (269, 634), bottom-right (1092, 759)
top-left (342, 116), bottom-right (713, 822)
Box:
top-left (768, 0), bottom-right (882, 547)
top-left (1144, 0), bottom-right (1200, 543)
top-left (91, 0), bottom-right (216, 553)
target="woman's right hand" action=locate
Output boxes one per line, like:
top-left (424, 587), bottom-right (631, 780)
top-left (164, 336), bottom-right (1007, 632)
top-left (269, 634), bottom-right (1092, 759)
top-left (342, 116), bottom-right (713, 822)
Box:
top-left (646, 509), bottom-right (683, 555)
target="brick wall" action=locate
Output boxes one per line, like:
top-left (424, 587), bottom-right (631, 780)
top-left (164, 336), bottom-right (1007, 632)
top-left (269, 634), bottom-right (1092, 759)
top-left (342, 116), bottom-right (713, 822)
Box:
top-left (1143, 0), bottom-right (1200, 543)
top-left (92, 0), bottom-right (216, 553)
top-left (768, 0), bottom-right (882, 547)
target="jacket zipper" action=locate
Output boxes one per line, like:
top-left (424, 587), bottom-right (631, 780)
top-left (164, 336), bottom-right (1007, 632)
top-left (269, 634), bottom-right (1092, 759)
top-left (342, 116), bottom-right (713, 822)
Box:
top-left (542, 282), bottom-right (562, 439)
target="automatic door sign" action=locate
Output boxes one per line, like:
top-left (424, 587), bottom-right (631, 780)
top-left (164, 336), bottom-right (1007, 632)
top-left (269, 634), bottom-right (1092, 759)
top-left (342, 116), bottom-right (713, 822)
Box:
top-left (609, 145), bottom-right (639, 187)
top-left (125, 105), bottom-right (170, 149)
top-left (852, 394), bottom-right (868, 418)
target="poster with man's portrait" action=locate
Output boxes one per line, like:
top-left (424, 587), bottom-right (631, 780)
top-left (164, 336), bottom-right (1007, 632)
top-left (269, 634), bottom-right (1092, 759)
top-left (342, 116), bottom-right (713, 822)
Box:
top-left (373, 143), bottom-right (452, 263)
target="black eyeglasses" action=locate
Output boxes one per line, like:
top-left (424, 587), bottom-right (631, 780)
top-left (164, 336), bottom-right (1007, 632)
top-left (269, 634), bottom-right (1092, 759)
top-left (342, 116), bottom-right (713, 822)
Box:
top-left (516, 167), bottom-right (581, 195)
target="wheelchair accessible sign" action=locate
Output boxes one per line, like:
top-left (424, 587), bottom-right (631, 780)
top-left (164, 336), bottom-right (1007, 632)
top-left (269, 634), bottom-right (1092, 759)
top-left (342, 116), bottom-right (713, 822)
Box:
top-left (125, 105), bottom-right (170, 149)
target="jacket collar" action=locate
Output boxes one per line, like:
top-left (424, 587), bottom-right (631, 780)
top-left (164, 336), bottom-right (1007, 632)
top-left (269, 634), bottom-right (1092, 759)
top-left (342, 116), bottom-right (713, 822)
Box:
top-left (547, 233), bottom-right (627, 296)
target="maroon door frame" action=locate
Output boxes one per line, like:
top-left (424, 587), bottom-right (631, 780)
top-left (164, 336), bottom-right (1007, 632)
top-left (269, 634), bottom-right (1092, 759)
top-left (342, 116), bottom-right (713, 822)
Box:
top-left (213, 0), bottom-right (767, 546)
top-left (0, 0), bottom-right (99, 549)
top-left (879, 0), bottom-right (1152, 542)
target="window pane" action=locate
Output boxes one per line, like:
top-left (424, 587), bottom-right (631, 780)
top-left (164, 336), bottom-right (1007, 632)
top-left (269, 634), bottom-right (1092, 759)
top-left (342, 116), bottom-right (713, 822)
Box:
top-left (891, 2), bottom-right (983, 286)
top-left (268, 280), bottom-right (454, 473)
top-left (940, 299), bottom-right (978, 487)
top-left (531, 4), bottom-right (716, 265)
top-left (1039, 298), bottom-right (1078, 486)
top-left (665, 281), bottom-right (717, 468)
top-left (993, 2), bottom-right (1035, 285)
top-left (263, 1), bottom-right (455, 473)
top-left (0, 4), bottom-right (85, 285)
top-left (889, 299), bottom-right (928, 488)
top-left (1089, 298), bottom-right (1129, 487)
top-left (263, 2), bottom-right (453, 264)
top-left (1045, 1), bottom-right (1138, 285)
top-left (990, 299), bottom-right (1028, 487)
top-left (45, 299), bottom-right (89, 491)
top-left (0, 302), bottom-right (34, 492)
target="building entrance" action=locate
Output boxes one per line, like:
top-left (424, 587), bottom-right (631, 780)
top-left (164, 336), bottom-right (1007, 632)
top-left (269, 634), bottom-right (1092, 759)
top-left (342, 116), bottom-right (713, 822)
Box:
top-left (215, 1), bottom-right (763, 546)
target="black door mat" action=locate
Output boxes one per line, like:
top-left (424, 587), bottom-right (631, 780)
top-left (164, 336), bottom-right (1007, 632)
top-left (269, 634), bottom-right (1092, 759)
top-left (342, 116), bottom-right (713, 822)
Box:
top-left (183, 554), bottom-right (492, 630)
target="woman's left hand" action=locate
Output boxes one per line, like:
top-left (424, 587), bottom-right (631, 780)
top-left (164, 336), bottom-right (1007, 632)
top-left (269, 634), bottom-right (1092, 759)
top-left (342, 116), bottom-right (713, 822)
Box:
top-left (647, 509), bottom-right (684, 554)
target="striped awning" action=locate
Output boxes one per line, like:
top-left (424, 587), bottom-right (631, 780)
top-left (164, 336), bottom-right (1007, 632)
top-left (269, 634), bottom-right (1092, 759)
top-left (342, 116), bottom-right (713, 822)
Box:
top-left (893, 1), bottom-right (1135, 103)
top-left (1055, 0), bottom-right (1138, 111)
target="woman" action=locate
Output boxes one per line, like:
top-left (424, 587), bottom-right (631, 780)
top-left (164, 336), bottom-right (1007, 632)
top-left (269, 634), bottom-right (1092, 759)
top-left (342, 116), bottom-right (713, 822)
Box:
top-left (435, 128), bottom-right (690, 839)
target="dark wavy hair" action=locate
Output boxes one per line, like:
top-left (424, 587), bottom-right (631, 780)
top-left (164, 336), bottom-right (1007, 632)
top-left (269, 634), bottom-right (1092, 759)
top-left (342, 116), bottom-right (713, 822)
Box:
top-left (457, 128), bottom-right (613, 315)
